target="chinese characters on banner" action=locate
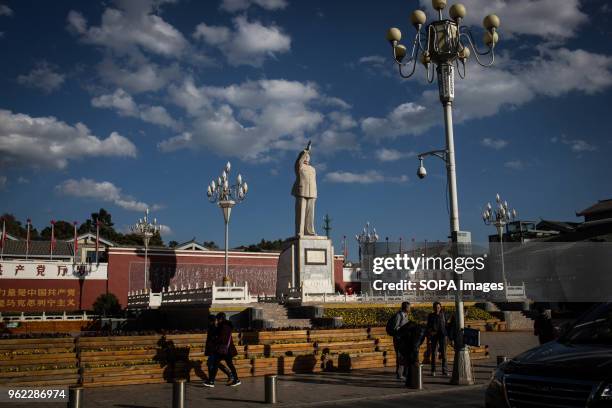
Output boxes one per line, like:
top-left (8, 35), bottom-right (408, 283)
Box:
top-left (0, 260), bottom-right (108, 311)
top-left (0, 287), bottom-right (77, 310)
top-left (0, 261), bottom-right (107, 280)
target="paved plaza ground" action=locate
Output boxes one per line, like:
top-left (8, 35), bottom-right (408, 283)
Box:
top-left (2, 331), bottom-right (538, 408)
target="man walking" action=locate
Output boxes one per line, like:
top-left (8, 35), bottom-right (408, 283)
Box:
top-left (389, 301), bottom-right (411, 379)
top-left (426, 301), bottom-right (448, 376)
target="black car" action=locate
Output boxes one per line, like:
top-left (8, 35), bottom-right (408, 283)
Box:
top-left (486, 303), bottom-right (612, 408)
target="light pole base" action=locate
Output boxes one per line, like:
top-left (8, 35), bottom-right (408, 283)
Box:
top-left (450, 347), bottom-right (474, 385)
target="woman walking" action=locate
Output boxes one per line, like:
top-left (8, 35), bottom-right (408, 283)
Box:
top-left (204, 312), bottom-right (241, 387)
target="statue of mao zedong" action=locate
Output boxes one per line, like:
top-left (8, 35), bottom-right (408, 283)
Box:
top-left (291, 141), bottom-right (317, 237)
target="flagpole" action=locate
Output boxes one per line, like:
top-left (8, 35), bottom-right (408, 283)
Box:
top-left (50, 220), bottom-right (55, 261)
top-left (26, 219), bottom-right (31, 261)
top-left (95, 221), bottom-right (100, 265)
top-left (0, 218), bottom-right (5, 261)
top-left (73, 221), bottom-right (78, 265)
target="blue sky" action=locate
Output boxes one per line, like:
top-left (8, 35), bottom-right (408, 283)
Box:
top-left (1, 0), bottom-right (611, 258)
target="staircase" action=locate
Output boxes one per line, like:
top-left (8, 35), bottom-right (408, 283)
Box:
top-left (257, 303), bottom-right (312, 329)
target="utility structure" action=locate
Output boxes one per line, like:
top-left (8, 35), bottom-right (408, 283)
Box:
top-left (130, 208), bottom-right (160, 291)
top-left (483, 193), bottom-right (517, 284)
top-left (355, 222), bottom-right (379, 295)
top-left (207, 161), bottom-right (249, 284)
top-left (323, 214), bottom-right (332, 238)
top-left (386, 0), bottom-right (501, 385)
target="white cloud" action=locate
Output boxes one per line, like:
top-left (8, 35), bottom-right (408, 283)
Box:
top-left (67, 1), bottom-right (187, 58)
top-left (159, 224), bottom-right (173, 236)
top-left (97, 57), bottom-right (180, 94)
top-left (0, 109), bottom-right (136, 169)
top-left (220, 0), bottom-right (288, 12)
top-left (551, 135), bottom-right (597, 153)
top-left (504, 160), bottom-right (525, 170)
top-left (193, 16), bottom-right (290, 67)
top-left (0, 5), bottom-right (13, 17)
top-left (0, 175), bottom-right (6, 190)
top-left (418, 0), bottom-right (587, 40)
top-left (161, 78), bottom-right (352, 159)
top-left (361, 102), bottom-right (434, 138)
top-left (56, 178), bottom-right (161, 212)
top-left (17, 176), bottom-right (29, 184)
top-left (324, 170), bottom-right (408, 184)
top-left (359, 55), bottom-right (386, 65)
top-left (17, 62), bottom-right (66, 93)
top-left (158, 132), bottom-right (192, 152)
top-left (374, 148), bottom-right (416, 162)
top-left (363, 47), bottom-right (612, 139)
top-left (481, 137), bottom-right (508, 150)
top-left (92, 88), bottom-right (179, 129)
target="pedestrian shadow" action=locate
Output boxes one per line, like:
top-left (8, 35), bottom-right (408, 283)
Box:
top-left (205, 397), bottom-right (266, 405)
top-left (153, 335), bottom-right (204, 382)
top-left (114, 405), bottom-right (160, 408)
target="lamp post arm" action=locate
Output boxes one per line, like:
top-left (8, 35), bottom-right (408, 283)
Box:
top-left (418, 149), bottom-right (448, 163)
top-left (459, 31), bottom-right (496, 67)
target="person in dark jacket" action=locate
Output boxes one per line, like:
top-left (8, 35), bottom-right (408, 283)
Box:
top-left (426, 301), bottom-right (448, 376)
top-left (204, 312), bottom-right (241, 387)
top-left (391, 302), bottom-right (411, 379)
top-left (534, 306), bottom-right (555, 344)
top-left (204, 314), bottom-right (231, 384)
top-left (397, 321), bottom-right (426, 387)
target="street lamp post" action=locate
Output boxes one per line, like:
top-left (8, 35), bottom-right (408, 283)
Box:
top-left (386, 0), bottom-right (501, 385)
top-left (355, 222), bottom-right (379, 296)
top-left (483, 193), bottom-right (517, 285)
top-left (131, 208), bottom-right (160, 291)
top-left (207, 161), bottom-right (248, 285)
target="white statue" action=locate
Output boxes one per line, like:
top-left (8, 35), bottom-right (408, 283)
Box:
top-left (291, 141), bottom-right (317, 236)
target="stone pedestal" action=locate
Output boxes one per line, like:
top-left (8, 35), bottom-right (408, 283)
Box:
top-left (276, 236), bottom-right (334, 298)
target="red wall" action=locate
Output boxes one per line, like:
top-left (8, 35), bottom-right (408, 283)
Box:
top-left (108, 249), bottom-right (280, 308)
top-left (1, 249), bottom-right (351, 312)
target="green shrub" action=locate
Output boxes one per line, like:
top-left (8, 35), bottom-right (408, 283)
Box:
top-left (322, 305), bottom-right (493, 327)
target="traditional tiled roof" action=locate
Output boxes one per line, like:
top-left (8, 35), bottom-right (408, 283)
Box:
top-left (175, 238), bottom-right (210, 251)
top-left (1, 240), bottom-right (73, 257)
top-left (64, 233), bottom-right (115, 246)
top-left (576, 199), bottom-right (612, 217)
top-left (537, 220), bottom-right (580, 233)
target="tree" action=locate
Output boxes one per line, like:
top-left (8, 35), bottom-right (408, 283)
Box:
top-left (168, 240), bottom-right (179, 248)
top-left (41, 220), bottom-right (74, 240)
top-left (0, 213), bottom-right (39, 239)
top-left (203, 241), bottom-right (219, 249)
top-left (92, 293), bottom-right (122, 317)
top-left (239, 238), bottom-right (284, 252)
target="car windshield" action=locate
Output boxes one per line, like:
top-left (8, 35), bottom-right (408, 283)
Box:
top-left (561, 303), bottom-right (612, 346)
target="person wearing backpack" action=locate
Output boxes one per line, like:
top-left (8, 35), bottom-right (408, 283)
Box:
top-left (386, 301), bottom-right (411, 380)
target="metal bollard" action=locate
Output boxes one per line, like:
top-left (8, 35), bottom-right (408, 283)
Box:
top-left (497, 356), bottom-right (509, 366)
top-left (68, 385), bottom-right (83, 408)
top-left (409, 363), bottom-right (423, 390)
top-left (265, 374), bottom-right (277, 404)
top-left (173, 379), bottom-right (186, 408)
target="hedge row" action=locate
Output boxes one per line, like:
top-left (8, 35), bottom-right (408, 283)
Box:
top-left (322, 306), bottom-right (494, 327)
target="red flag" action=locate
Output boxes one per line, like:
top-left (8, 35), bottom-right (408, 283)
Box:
top-left (73, 221), bottom-right (78, 253)
top-left (50, 220), bottom-right (56, 255)
top-left (26, 219), bottom-right (31, 258)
